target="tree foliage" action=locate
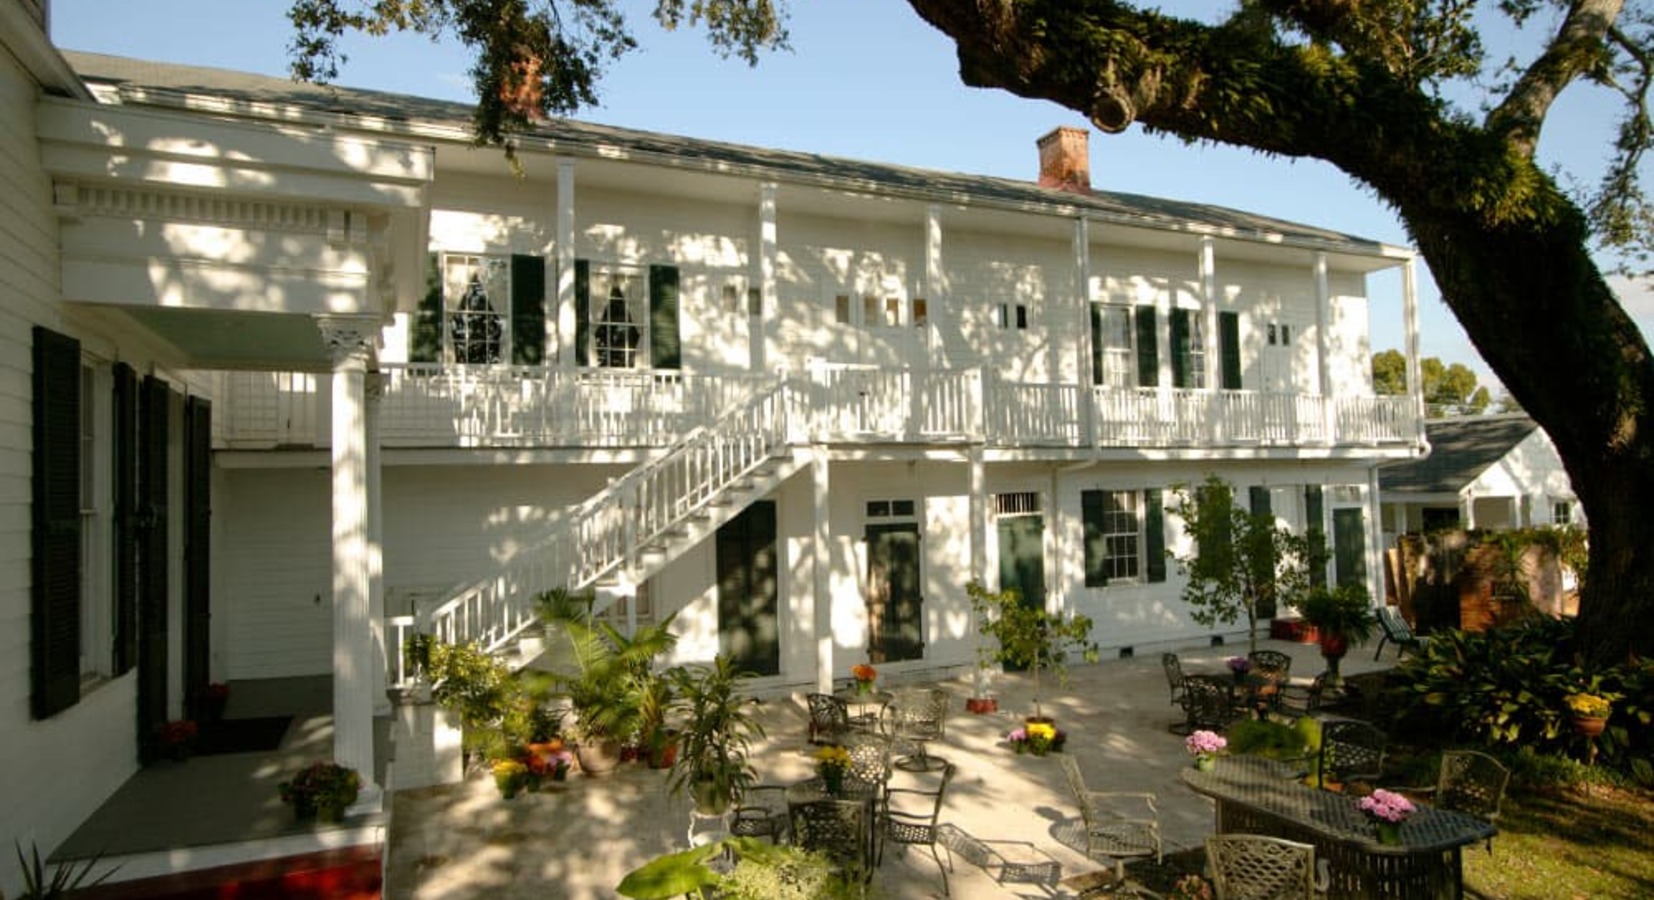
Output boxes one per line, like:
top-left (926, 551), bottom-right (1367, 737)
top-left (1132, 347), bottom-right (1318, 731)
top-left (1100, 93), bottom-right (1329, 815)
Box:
top-left (1171, 475), bottom-right (1321, 654)
top-left (1373, 349), bottom-right (1493, 416)
top-left (288, 0), bottom-right (1654, 665)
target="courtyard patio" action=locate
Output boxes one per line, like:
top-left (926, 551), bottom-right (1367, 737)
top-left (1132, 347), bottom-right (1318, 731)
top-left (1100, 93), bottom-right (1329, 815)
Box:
top-left (385, 637), bottom-right (1396, 899)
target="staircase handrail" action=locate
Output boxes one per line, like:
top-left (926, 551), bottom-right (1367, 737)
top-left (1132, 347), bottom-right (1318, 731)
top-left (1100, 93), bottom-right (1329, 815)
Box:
top-left (414, 376), bottom-right (797, 656)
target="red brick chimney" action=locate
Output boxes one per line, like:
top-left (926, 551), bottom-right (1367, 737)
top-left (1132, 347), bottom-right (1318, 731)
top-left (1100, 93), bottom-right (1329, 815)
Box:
top-left (1037, 126), bottom-right (1090, 192)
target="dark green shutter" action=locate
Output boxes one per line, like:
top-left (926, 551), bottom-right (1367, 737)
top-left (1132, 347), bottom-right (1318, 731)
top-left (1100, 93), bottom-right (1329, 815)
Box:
top-left (1089, 304), bottom-right (1105, 385)
top-left (1250, 486), bottom-right (1273, 517)
top-left (113, 363), bottom-right (137, 675)
top-left (1219, 311), bottom-right (1242, 389)
top-left (1304, 484), bottom-right (1327, 588)
top-left (1082, 489), bottom-right (1107, 587)
top-left (412, 253), bottom-right (443, 363)
top-left (183, 397), bottom-right (211, 719)
top-left (510, 254), bottom-right (546, 365)
top-left (1145, 489), bottom-right (1167, 583)
top-left (574, 259), bottom-right (591, 367)
top-left (649, 264), bottom-right (680, 370)
top-left (717, 501), bottom-right (780, 676)
top-left (138, 376), bottom-right (170, 763)
top-left (1170, 309), bottom-right (1192, 388)
top-left (1333, 508), bottom-right (1368, 588)
top-left (31, 326), bottom-right (82, 719)
top-left (1135, 307), bottom-right (1158, 387)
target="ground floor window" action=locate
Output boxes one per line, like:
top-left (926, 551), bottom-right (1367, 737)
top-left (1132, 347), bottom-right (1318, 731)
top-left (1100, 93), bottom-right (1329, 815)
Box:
top-left (1082, 488), bottom-right (1167, 587)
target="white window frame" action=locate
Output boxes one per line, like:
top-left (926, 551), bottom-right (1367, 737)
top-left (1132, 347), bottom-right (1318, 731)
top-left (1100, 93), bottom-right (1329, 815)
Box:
top-left (1183, 307), bottom-right (1207, 390)
top-left (590, 265), bottom-right (650, 369)
top-left (1094, 303), bottom-right (1136, 389)
top-left (79, 359), bottom-right (113, 683)
top-left (831, 290), bottom-right (917, 330)
top-left (1101, 489), bottom-right (1143, 583)
top-left (442, 253), bottom-right (512, 365)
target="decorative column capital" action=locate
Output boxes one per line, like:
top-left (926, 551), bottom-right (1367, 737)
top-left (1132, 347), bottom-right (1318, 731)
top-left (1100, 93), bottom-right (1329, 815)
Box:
top-left (316, 315), bottom-right (381, 367)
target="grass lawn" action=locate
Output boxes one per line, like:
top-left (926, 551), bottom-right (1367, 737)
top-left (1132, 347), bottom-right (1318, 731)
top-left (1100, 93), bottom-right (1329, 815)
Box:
top-left (1463, 782), bottom-right (1654, 900)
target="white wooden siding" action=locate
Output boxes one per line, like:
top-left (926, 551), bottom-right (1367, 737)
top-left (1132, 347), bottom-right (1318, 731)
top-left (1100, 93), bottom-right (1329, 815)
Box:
top-left (0, 48), bottom-right (143, 896)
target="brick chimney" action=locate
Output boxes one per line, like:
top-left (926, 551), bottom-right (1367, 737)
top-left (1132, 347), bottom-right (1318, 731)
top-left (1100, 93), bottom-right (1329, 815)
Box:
top-left (1037, 126), bottom-right (1090, 192)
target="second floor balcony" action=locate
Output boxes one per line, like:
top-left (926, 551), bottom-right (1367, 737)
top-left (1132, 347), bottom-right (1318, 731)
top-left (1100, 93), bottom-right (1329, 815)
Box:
top-left (212, 363), bottom-right (1420, 455)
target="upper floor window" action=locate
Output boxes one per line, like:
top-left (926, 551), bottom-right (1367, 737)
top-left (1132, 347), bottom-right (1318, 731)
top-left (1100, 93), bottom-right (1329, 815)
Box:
top-left (1091, 305), bottom-right (1136, 388)
top-left (1171, 308), bottom-right (1206, 389)
top-left (591, 268), bottom-right (648, 369)
top-left (444, 255), bottom-right (510, 364)
top-left (996, 303), bottom-right (1029, 330)
top-left (832, 292), bottom-right (922, 329)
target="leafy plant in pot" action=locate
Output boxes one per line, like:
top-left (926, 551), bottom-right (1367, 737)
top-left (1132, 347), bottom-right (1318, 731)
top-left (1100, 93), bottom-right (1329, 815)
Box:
top-left (668, 656), bottom-right (764, 815)
top-left (969, 578), bottom-right (1098, 727)
top-left (1295, 582), bottom-right (1378, 682)
top-left (545, 599), bottom-right (680, 776)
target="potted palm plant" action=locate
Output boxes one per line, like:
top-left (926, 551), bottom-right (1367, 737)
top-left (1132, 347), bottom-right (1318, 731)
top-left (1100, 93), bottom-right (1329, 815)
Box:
top-left (1296, 583), bottom-right (1378, 682)
top-left (668, 656), bottom-right (765, 815)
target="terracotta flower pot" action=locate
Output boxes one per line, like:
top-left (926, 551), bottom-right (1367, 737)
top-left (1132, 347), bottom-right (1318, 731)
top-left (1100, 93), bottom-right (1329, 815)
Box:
top-left (1571, 715), bottom-right (1607, 738)
top-left (966, 696), bottom-right (998, 714)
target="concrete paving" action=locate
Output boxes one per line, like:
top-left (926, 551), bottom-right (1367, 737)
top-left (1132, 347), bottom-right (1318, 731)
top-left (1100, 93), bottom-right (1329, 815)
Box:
top-left (385, 637), bottom-right (1396, 899)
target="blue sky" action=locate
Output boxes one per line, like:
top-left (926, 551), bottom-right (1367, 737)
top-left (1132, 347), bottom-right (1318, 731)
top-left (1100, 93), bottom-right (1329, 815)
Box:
top-left (50, 0), bottom-right (1653, 392)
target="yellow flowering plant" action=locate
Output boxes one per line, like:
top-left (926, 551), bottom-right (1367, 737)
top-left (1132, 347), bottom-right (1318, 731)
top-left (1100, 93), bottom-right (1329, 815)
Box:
top-left (1565, 692), bottom-right (1611, 718)
top-left (814, 744), bottom-right (851, 775)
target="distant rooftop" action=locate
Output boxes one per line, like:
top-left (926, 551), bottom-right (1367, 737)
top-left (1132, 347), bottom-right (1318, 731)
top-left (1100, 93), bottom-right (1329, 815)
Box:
top-left (61, 51), bottom-right (1399, 257)
top-left (1380, 415), bottom-right (1541, 495)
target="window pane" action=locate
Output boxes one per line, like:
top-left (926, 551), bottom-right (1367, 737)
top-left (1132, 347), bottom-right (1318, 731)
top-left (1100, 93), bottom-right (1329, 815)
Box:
top-left (835, 294), bottom-right (852, 324)
top-left (863, 295), bottom-right (879, 326)
top-left (722, 284), bottom-right (740, 313)
top-left (884, 297), bottom-right (901, 327)
top-left (592, 271), bottom-right (645, 368)
top-left (892, 499), bottom-right (916, 517)
top-left (1103, 491), bottom-right (1141, 581)
top-left (1097, 306), bottom-right (1134, 388)
top-left (446, 255), bottom-right (509, 364)
top-left (748, 288), bottom-right (763, 318)
top-left (912, 298), bottom-right (927, 327)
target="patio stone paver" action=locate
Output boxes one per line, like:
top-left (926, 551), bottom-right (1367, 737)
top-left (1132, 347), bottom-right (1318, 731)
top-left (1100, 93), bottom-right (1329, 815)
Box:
top-left (385, 638), bottom-right (1393, 898)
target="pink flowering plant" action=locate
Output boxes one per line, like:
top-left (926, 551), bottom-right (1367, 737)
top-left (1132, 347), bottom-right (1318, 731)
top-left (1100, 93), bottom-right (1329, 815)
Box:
top-left (1169, 873), bottom-right (1215, 900)
top-left (1184, 729), bottom-right (1228, 762)
top-left (1226, 656), bottom-right (1252, 675)
top-left (1357, 788), bottom-right (1416, 824)
top-left (1007, 721), bottom-right (1067, 756)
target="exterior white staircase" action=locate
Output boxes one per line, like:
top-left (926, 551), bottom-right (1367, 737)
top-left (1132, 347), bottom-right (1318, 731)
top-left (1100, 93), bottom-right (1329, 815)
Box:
top-left (390, 378), bottom-right (804, 678)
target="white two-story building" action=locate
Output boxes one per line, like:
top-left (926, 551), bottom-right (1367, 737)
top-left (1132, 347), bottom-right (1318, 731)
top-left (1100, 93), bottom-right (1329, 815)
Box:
top-left (1, 6), bottom-right (1427, 891)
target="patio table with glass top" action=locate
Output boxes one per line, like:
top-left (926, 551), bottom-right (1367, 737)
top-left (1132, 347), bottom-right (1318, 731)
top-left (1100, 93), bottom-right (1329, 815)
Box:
top-left (1182, 756), bottom-right (1496, 899)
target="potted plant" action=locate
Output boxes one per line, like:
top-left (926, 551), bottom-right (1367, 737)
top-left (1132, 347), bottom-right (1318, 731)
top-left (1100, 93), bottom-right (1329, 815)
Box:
top-left (1565, 692), bottom-right (1612, 736)
top-left (968, 578), bottom-right (1098, 726)
top-left (156, 719), bottom-right (199, 761)
top-left (279, 760), bottom-right (362, 822)
top-left (492, 758), bottom-right (530, 799)
top-left (544, 600), bottom-right (679, 777)
top-left (668, 656), bottom-right (765, 815)
top-left (1295, 583), bottom-right (1377, 682)
top-left (964, 580), bottom-right (1006, 713)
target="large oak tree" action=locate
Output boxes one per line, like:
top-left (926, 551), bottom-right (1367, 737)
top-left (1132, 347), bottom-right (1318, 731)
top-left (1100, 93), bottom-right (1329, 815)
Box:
top-left (289, 0), bottom-right (1654, 666)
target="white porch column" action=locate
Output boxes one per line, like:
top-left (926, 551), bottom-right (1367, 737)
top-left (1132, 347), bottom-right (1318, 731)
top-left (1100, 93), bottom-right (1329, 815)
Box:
top-left (1402, 256), bottom-right (1426, 445)
top-left (924, 204), bottom-right (943, 370)
top-left (1200, 237), bottom-right (1221, 443)
top-left (756, 182), bottom-right (777, 373)
top-left (1367, 467), bottom-right (1386, 608)
top-left (1314, 253), bottom-right (1336, 446)
top-left (970, 447), bottom-right (989, 698)
top-left (556, 158), bottom-right (577, 367)
top-left (319, 315), bottom-right (382, 810)
top-left (812, 448), bottom-right (833, 693)
top-left (367, 371), bottom-right (388, 716)
top-left (1075, 218), bottom-right (1095, 443)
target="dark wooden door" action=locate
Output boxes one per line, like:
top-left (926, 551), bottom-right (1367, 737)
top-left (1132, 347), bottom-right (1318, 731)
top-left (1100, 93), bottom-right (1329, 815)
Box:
top-left (865, 522), bottom-right (923, 662)
top-left (716, 501), bottom-right (779, 676)
top-left (997, 515), bottom-right (1046, 610)
top-left (1333, 507), bottom-right (1368, 588)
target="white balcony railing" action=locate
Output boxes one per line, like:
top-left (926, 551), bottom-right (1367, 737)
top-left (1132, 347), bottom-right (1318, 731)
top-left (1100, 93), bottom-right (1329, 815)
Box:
top-left (213, 365), bottom-right (1420, 452)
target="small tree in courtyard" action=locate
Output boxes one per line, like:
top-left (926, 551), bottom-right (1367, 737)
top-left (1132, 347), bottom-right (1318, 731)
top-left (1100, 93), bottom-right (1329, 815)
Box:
top-left (1171, 475), bottom-right (1319, 654)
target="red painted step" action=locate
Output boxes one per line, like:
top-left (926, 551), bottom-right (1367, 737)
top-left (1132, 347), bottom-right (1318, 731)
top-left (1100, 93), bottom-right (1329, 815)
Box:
top-left (69, 845), bottom-right (381, 900)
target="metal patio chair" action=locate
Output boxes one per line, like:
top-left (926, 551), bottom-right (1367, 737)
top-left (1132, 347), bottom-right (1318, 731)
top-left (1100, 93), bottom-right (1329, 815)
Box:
top-left (885, 686), bottom-right (950, 772)
top-left (877, 761), bottom-right (957, 895)
top-left (1163, 652), bottom-right (1188, 707)
top-left (1206, 834), bottom-right (1325, 900)
top-left (790, 797), bottom-right (872, 885)
top-left (1420, 749), bottom-right (1510, 824)
top-left (729, 784), bottom-right (790, 844)
top-left (1177, 674), bottom-right (1238, 734)
top-left (1058, 755), bottom-right (1162, 880)
top-left (807, 692), bottom-right (852, 745)
top-left (1317, 718), bottom-right (1387, 790)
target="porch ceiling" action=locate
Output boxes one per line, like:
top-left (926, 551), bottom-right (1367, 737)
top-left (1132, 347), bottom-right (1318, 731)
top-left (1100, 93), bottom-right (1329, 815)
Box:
top-left (120, 306), bottom-right (343, 371)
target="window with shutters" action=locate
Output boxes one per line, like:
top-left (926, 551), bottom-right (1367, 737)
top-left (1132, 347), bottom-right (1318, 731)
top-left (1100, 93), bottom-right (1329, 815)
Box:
top-left (1082, 488), bottom-right (1168, 587)
top-left (591, 267), bottom-right (648, 368)
top-left (1171, 308), bottom-right (1207, 389)
top-left (443, 254), bottom-right (511, 364)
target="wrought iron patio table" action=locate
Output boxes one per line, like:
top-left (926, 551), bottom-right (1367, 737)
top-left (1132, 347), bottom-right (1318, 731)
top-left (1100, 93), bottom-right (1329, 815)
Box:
top-left (1182, 756), bottom-right (1496, 899)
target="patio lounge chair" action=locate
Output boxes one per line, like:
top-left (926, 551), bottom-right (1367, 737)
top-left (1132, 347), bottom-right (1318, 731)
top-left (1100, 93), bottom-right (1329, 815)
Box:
top-left (1374, 606), bottom-right (1427, 661)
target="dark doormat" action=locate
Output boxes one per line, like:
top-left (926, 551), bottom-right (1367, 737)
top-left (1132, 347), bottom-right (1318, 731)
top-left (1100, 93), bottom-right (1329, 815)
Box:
top-left (196, 716), bottom-right (293, 756)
